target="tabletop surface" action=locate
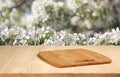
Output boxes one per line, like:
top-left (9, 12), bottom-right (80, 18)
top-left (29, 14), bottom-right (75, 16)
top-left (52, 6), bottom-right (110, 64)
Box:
top-left (0, 46), bottom-right (120, 74)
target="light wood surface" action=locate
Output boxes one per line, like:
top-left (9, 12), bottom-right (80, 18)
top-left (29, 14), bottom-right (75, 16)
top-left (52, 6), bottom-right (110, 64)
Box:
top-left (38, 49), bottom-right (111, 68)
top-left (0, 46), bottom-right (120, 77)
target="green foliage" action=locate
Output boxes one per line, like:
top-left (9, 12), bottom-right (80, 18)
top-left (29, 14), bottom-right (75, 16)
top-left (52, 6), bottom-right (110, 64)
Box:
top-left (40, 32), bottom-right (53, 44)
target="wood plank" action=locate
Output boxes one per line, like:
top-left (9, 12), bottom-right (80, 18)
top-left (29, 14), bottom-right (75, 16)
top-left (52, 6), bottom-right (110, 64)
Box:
top-left (0, 46), bottom-right (120, 77)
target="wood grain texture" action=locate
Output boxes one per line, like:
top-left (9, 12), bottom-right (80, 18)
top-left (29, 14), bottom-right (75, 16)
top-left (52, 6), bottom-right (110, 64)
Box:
top-left (38, 49), bottom-right (111, 68)
top-left (0, 46), bottom-right (120, 77)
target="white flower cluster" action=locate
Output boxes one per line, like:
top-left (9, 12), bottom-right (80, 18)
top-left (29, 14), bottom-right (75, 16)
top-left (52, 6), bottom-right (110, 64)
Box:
top-left (88, 27), bottom-right (120, 45)
top-left (0, 26), bottom-right (120, 45)
top-left (32, 0), bottom-right (65, 23)
top-left (32, 0), bottom-right (52, 23)
top-left (0, 0), bottom-right (22, 28)
top-left (44, 30), bottom-right (86, 46)
top-left (31, 0), bottom-right (111, 30)
top-left (0, 26), bottom-right (53, 45)
top-left (0, 0), bottom-right (34, 29)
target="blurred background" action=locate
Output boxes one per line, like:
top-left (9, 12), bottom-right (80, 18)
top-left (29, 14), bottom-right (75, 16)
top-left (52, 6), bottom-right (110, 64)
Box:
top-left (1, 0), bottom-right (120, 33)
top-left (0, 0), bottom-right (120, 45)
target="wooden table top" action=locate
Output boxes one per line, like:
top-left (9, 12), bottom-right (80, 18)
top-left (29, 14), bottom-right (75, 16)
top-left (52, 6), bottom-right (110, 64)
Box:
top-left (0, 46), bottom-right (120, 77)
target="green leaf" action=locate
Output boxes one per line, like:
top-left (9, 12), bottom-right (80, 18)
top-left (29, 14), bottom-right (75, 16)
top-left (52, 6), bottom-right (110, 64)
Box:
top-left (40, 32), bottom-right (53, 44)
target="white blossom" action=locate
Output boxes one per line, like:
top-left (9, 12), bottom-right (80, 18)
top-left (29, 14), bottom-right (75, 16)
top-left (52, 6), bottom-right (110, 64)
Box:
top-left (66, 0), bottom-right (78, 10)
top-left (88, 27), bottom-right (120, 45)
top-left (0, 26), bottom-right (120, 45)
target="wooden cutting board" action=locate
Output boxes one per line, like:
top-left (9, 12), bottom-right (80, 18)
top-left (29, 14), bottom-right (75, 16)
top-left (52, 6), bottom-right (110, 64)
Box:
top-left (38, 48), bottom-right (112, 68)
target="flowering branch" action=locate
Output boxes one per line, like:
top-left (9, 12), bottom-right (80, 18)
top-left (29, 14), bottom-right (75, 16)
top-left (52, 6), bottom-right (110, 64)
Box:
top-left (0, 26), bottom-right (120, 46)
top-left (0, 0), bottom-right (26, 14)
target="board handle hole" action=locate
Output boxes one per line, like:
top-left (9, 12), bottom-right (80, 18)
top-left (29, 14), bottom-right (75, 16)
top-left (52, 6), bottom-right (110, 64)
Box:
top-left (75, 59), bottom-right (94, 62)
